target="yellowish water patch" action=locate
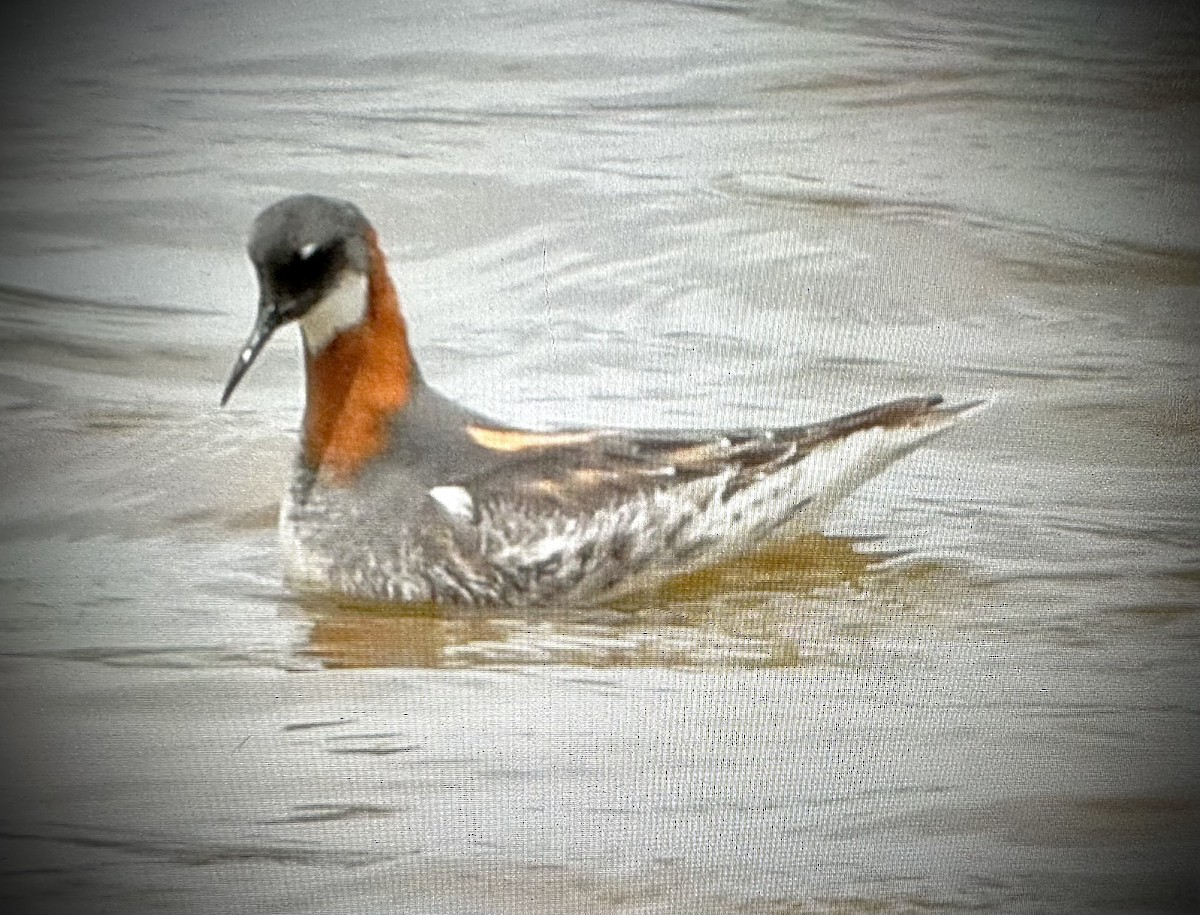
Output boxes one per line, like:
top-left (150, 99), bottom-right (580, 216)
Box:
top-left (294, 534), bottom-right (963, 670)
top-left (622, 533), bottom-right (884, 605)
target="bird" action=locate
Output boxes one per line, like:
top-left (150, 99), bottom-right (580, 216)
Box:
top-left (221, 194), bottom-right (980, 606)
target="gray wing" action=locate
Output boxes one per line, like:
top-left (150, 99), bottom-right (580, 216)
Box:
top-left (457, 393), bottom-right (955, 508)
top-left (418, 395), bottom-right (955, 604)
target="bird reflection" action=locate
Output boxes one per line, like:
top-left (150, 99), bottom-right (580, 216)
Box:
top-left (291, 534), bottom-right (933, 670)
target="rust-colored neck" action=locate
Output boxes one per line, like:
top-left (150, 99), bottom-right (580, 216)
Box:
top-left (302, 230), bottom-right (418, 481)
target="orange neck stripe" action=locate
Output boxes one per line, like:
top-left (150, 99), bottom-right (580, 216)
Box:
top-left (301, 230), bottom-right (417, 481)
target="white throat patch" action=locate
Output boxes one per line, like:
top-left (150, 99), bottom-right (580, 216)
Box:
top-left (299, 271), bottom-right (369, 354)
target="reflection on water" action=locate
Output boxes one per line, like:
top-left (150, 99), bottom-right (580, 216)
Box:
top-left (299, 534), bottom-right (960, 669)
top-left (1, 0), bottom-right (1198, 911)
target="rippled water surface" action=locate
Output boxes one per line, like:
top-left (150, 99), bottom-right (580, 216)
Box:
top-left (1, 1), bottom-right (1198, 912)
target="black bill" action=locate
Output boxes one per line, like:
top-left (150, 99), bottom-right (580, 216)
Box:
top-left (220, 308), bottom-right (282, 406)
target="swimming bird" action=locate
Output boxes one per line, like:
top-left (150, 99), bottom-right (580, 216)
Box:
top-left (222, 194), bottom-right (979, 606)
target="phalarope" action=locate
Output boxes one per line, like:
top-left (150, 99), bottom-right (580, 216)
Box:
top-left (222, 194), bottom-right (980, 605)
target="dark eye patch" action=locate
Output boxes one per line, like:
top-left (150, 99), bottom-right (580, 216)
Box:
top-left (271, 243), bottom-right (341, 301)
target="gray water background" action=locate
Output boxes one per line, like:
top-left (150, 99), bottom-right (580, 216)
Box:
top-left (0, 0), bottom-right (1197, 912)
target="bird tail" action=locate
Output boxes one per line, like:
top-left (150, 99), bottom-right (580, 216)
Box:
top-left (776, 395), bottom-right (986, 530)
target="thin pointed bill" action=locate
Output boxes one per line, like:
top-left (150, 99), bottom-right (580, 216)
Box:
top-left (221, 308), bottom-right (282, 406)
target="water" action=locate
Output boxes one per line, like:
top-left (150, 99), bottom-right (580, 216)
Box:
top-left (1, 0), bottom-right (1198, 911)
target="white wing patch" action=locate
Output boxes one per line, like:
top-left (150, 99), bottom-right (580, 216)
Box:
top-left (429, 485), bottom-right (476, 521)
